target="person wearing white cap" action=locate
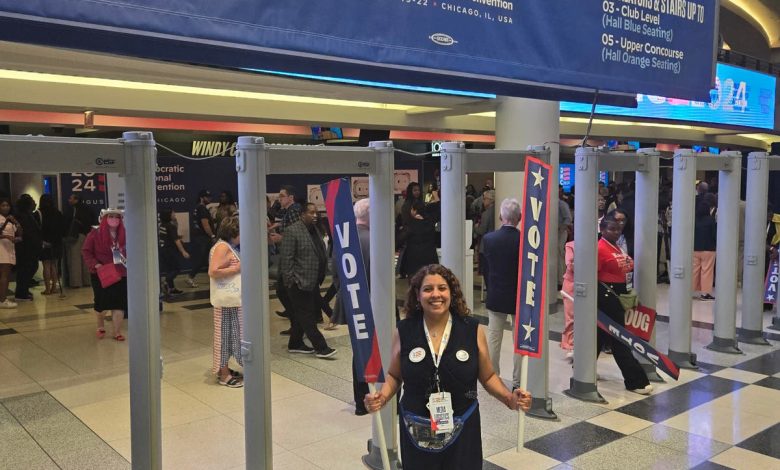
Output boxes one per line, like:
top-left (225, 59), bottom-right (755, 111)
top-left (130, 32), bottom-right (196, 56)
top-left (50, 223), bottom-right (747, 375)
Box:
top-left (82, 208), bottom-right (128, 341)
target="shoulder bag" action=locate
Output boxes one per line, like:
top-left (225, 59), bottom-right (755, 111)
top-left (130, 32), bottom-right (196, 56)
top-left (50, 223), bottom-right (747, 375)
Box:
top-left (599, 281), bottom-right (638, 312)
top-left (209, 242), bottom-right (241, 307)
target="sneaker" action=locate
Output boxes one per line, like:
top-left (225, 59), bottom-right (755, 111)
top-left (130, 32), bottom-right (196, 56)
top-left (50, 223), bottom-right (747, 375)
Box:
top-left (565, 351), bottom-right (574, 362)
top-left (700, 294), bottom-right (715, 301)
top-left (630, 385), bottom-right (653, 395)
top-left (185, 278), bottom-right (198, 288)
top-left (288, 345), bottom-right (315, 354)
top-left (315, 347), bottom-right (337, 359)
top-left (168, 288), bottom-right (184, 295)
top-left (13, 294), bottom-right (33, 301)
top-left (0, 299), bottom-right (17, 308)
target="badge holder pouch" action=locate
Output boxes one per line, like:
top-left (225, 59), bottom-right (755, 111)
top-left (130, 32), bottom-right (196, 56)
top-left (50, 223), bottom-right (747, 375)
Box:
top-left (400, 401), bottom-right (477, 453)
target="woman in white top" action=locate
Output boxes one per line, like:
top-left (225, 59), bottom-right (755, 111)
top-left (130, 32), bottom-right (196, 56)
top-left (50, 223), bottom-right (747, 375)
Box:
top-left (208, 216), bottom-right (244, 388)
top-left (0, 198), bottom-right (19, 308)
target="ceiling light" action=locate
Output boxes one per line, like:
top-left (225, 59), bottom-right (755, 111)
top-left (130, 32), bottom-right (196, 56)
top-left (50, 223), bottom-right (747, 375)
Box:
top-left (0, 69), bottom-right (416, 110)
top-left (243, 68), bottom-right (497, 99)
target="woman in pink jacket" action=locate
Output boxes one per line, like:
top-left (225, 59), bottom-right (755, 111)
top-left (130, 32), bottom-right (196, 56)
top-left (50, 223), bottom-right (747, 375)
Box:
top-left (82, 209), bottom-right (127, 341)
top-left (560, 239), bottom-right (575, 360)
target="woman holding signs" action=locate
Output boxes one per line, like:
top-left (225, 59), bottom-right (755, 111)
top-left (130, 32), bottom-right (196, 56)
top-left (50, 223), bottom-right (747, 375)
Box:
top-left (597, 216), bottom-right (652, 394)
top-left (364, 264), bottom-right (531, 469)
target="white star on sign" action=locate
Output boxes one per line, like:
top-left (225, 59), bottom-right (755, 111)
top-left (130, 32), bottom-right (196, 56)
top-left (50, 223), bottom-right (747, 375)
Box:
top-left (768, 294), bottom-right (775, 301)
top-left (531, 168), bottom-right (544, 187)
top-left (522, 318), bottom-right (536, 341)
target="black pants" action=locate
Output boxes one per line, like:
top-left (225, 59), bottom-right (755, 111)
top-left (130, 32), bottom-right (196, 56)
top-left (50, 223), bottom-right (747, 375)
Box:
top-left (287, 284), bottom-right (329, 352)
top-left (188, 236), bottom-right (211, 279)
top-left (597, 282), bottom-right (650, 390)
top-left (159, 247), bottom-right (180, 288)
top-left (276, 280), bottom-right (294, 313)
top-left (14, 253), bottom-right (39, 298)
top-left (321, 282), bottom-right (338, 318)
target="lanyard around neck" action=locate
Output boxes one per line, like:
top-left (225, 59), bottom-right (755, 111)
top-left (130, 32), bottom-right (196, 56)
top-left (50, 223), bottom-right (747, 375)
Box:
top-left (423, 314), bottom-right (453, 370)
top-left (603, 238), bottom-right (622, 253)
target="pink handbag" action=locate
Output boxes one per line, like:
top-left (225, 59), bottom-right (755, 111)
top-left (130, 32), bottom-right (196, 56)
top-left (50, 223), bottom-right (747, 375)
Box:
top-left (97, 263), bottom-right (122, 288)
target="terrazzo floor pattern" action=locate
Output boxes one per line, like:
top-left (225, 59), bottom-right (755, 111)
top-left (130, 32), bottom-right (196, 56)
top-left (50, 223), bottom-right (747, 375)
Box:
top-left (1, 275), bottom-right (780, 469)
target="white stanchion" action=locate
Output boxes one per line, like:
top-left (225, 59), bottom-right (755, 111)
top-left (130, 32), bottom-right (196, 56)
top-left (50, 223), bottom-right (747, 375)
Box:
top-left (516, 355), bottom-right (529, 452)
top-left (367, 383), bottom-right (391, 470)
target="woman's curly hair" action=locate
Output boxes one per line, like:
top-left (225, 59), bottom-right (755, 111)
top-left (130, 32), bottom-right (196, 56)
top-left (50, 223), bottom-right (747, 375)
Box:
top-left (404, 264), bottom-right (471, 319)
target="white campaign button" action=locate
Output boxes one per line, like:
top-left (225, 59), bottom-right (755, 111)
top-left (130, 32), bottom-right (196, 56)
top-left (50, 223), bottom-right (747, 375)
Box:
top-left (456, 350), bottom-right (469, 362)
top-left (409, 347), bottom-right (426, 363)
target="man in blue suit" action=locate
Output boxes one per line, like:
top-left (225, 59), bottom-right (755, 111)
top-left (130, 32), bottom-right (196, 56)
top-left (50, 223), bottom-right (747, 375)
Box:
top-left (481, 198), bottom-right (522, 389)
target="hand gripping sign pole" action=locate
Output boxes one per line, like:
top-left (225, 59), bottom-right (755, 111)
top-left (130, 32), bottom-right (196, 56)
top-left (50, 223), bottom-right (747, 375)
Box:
top-left (513, 157), bottom-right (552, 451)
top-left (322, 179), bottom-right (390, 470)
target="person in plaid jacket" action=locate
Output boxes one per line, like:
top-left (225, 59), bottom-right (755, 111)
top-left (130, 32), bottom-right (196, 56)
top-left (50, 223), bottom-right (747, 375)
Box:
top-left (280, 203), bottom-right (337, 358)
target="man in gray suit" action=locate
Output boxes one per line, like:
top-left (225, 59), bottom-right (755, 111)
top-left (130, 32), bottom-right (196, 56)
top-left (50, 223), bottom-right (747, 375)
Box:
top-left (280, 203), bottom-right (337, 358)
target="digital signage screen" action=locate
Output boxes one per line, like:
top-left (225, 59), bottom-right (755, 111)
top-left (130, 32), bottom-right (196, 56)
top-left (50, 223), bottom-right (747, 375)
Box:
top-left (560, 63), bottom-right (776, 130)
top-left (560, 164), bottom-right (608, 194)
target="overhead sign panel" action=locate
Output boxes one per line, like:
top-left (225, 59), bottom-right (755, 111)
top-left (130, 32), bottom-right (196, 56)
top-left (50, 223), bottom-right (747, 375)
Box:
top-left (561, 63), bottom-right (777, 130)
top-left (0, 0), bottom-right (717, 100)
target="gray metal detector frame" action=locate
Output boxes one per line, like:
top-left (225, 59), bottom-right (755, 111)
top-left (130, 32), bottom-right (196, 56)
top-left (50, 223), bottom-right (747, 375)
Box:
top-left (438, 141), bottom-right (558, 420)
top-left (0, 133), bottom-right (162, 469)
top-left (565, 147), bottom-right (662, 403)
top-left (0, 134), bottom-right (400, 470)
top-left (742, 152), bottom-right (780, 344)
top-left (233, 138), bottom-right (398, 470)
top-left (667, 150), bottom-right (744, 366)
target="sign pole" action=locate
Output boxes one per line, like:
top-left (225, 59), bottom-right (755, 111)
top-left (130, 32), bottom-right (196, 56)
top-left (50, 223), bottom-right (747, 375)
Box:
top-left (516, 355), bottom-right (529, 452)
top-left (513, 156), bottom-right (551, 451)
top-left (367, 383), bottom-right (391, 470)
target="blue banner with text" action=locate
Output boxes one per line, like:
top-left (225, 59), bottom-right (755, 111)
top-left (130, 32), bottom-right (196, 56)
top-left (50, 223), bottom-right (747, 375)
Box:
top-left (322, 178), bottom-right (384, 383)
top-left (514, 157), bottom-right (551, 358)
top-left (598, 310), bottom-right (679, 380)
top-left (0, 0), bottom-right (718, 99)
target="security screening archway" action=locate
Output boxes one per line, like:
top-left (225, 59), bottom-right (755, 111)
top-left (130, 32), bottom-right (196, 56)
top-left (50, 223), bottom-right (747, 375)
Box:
top-left (0, 133), bottom-right (399, 470)
top-left (0, 133), bottom-right (162, 469)
top-left (566, 147), bottom-right (662, 403)
top-left (233, 137), bottom-right (398, 470)
top-left (438, 142), bottom-right (558, 420)
top-left (741, 151), bottom-right (780, 344)
top-left (667, 149), bottom-right (743, 368)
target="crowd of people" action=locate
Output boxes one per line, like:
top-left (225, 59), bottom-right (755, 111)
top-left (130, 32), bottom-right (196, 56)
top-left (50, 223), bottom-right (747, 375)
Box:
top-left (0, 192), bottom-right (78, 307)
top-left (2, 169), bottom-right (776, 466)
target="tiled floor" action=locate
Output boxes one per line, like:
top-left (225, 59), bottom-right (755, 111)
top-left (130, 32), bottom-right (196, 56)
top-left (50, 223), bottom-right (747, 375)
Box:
top-left (1, 276), bottom-right (779, 469)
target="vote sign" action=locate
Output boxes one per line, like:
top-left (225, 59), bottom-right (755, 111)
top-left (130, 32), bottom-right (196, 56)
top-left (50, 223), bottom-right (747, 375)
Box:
top-left (764, 259), bottom-right (779, 304)
top-left (321, 178), bottom-right (384, 383)
top-left (514, 157), bottom-right (551, 358)
top-left (598, 310), bottom-right (679, 380)
top-left (623, 304), bottom-right (656, 342)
